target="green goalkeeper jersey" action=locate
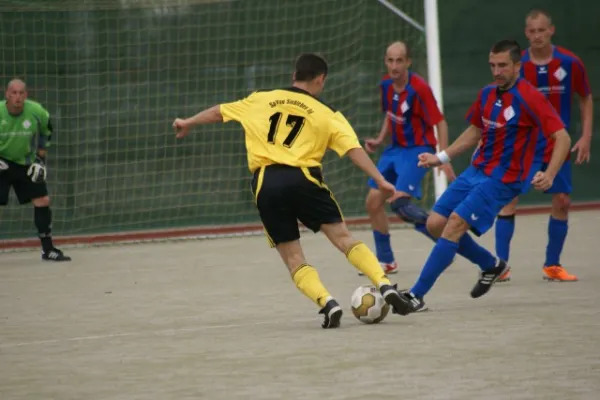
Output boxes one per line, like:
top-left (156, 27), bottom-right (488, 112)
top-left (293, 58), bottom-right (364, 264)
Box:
top-left (0, 99), bottom-right (52, 166)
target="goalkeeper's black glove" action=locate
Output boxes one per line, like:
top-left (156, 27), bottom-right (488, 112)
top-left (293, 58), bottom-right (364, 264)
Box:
top-left (27, 156), bottom-right (46, 183)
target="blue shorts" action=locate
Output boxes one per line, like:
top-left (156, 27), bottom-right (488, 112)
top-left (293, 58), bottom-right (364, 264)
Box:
top-left (433, 166), bottom-right (523, 236)
top-left (521, 160), bottom-right (572, 195)
top-left (367, 145), bottom-right (434, 200)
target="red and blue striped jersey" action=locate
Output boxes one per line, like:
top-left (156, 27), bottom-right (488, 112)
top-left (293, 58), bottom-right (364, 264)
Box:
top-left (521, 46), bottom-right (591, 162)
top-left (380, 72), bottom-right (443, 148)
top-left (466, 78), bottom-right (565, 184)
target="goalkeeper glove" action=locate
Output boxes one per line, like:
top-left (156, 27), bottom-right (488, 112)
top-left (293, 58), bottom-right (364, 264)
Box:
top-left (0, 158), bottom-right (8, 173)
top-left (27, 156), bottom-right (46, 183)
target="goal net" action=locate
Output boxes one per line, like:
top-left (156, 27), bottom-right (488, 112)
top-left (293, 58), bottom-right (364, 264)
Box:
top-left (0, 0), bottom-right (431, 245)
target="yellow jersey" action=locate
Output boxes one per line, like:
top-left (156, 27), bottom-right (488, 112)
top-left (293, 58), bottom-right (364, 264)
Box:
top-left (220, 87), bottom-right (362, 173)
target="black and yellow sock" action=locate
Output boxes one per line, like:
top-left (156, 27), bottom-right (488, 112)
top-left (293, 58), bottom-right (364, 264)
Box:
top-left (346, 242), bottom-right (391, 288)
top-left (291, 264), bottom-right (332, 308)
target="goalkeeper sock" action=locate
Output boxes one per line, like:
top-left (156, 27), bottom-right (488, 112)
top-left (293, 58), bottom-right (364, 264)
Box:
top-left (346, 242), bottom-right (391, 288)
top-left (291, 264), bottom-right (332, 308)
top-left (35, 206), bottom-right (53, 253)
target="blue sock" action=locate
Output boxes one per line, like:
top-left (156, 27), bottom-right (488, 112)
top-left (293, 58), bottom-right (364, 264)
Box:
top-left (415, 223), bottom-right (436, 242)
top-left (457, 233), bottom-right (497, 271)
top-left (373, 230), bottom-right (394, 264)
top-left (411, 238), bottom-right (458, 298)
top-left (495, 215), bottom-right (515, 262)
top-left (545, 216), bottom-right (568, 266)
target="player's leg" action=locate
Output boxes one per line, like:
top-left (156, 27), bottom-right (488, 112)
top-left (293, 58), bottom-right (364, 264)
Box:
top-left (364, 188), bottom-right (397, 274)
top-left (405, 167), bottom-right (513, 303)
top-left (275, 239), bottom-right (342, 328)
top-left (319, 222), bottom-right (415, 316)
top-left (10, 161), bottom-right (70, 261)
top-left (494, 197), bottom-right (518, 282)
top-left (401, 169), bottom-right (474, 310)
top-left (496, 197), bottom-right (518, 261)
top-left (297, 167), bottom-right (415, 316)
top-left (252, 165), bottom-right (341, 328)
top-left (366, 152), bottom-right (398, 273)
top-left (542, 161), bottom-right (576, 281)
top-left (390, 146), bottom-right (435, 241)
top-left (453, 174), bottom-right (522, 298)
top-left (494, 163), bottom-right (538, 282)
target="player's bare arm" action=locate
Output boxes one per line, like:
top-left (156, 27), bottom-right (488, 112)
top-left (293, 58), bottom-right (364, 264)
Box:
top-left (418, 124), bottom-right (482, 168)
top-left (434, 119), bottom-right (456, 180)
top-left (364, 117), bottom-right (390, 153)
top-left (571, 93), bottom-right (593, 164)
top-left (532, 129), bottom-right (571, 191)
top-left (173, 105), bottom-right (224, 138)
top-left (346, 147), bottom-right (396, 199)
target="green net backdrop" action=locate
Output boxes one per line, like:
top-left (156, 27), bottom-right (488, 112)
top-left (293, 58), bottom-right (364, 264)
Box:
top-left (0, 0), bottom-right (598, 240)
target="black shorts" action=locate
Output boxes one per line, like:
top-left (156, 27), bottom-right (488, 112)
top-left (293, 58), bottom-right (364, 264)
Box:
top-left (0, 158), bottom-right (48, 205)
top-left (251, 164), bottom-right (344, 247)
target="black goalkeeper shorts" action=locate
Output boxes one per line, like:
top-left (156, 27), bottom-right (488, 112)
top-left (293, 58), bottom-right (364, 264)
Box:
top-left (0, 157), bottom-right (48, 205)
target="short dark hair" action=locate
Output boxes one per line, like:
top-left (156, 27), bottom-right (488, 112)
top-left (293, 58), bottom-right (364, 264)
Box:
top-left (294, 53), bottom-right (328, 82)
top-left (526, 8), bottom-right (552, 24)
top-left (491, 40), bottom-right (522, 63)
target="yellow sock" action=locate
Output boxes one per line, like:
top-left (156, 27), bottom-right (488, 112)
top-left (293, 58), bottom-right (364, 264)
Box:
top-left (346, 242), bottom-right (391, 288)
top-left (291, 264), bottom-right (332, 308)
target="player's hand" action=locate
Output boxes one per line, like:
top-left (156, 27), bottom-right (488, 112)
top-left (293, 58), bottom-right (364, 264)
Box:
top-left (27, 156), bottom-right (46, 183)
top-left (173, 118), bottom-right (191, 139)
top-left (364, 138), bottom-right (382, 153)
top-left (438, 163), bottom-right (456, 181)
top-left (531, 171), bottom-right (554, 192)
top-left (364, 138), bottom-right (380, 153)
top-left (571, 136), bottom-right (591, 164)
top-left (375, 179), bottom-right (397, 201)
top-left (417, 153), bottom-right (441, 168)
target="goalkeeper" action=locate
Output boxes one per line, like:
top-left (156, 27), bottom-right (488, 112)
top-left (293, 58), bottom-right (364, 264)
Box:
top-left (0, 79), bottom-right (70, 261)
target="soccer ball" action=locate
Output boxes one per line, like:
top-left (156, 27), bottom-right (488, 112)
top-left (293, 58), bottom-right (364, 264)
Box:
top-left (350, 284), bottom-right (390, 324)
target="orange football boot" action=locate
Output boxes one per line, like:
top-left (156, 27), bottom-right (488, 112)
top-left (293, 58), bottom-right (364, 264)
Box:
top-left (497, 268), bottom-right (512, 282)
top-left (543, 265), bottom-right (578, 282)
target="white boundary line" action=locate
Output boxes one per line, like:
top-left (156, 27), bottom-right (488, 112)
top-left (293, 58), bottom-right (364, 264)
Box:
top-left (0, 317), bottom-right (317, 349)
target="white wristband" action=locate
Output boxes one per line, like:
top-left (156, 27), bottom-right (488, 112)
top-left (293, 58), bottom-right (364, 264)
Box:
top-left (436, 150), bottom-right (451, 165)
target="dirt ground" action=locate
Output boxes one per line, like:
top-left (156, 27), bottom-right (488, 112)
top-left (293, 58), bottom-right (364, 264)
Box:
top-left (1, 211), bottom-right (599, 400)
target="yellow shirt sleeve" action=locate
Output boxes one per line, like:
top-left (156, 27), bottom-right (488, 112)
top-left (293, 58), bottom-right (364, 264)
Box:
top-left (220, 94), bottom-right (254, 123)
top-left (328, 111), bottom-right (362, 157)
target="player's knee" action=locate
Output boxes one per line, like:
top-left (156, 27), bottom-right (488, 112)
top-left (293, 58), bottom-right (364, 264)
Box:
top-left (321, 222), bottom-right (355, 253)
top-left (552, 193), bottom-right (571, 214)
top-left (390, 197), bottom-right (428, 225)
top-left (32, 196), bottom-right (50, 207)
top-left (365, 190), bottom-right (385, 214)
top-left (499, 197), bottom-right (518, 216)
top-left (334, 231), bottom-right (356, 254)
top-left (276, 242), bottom-right (307, 274)
top-left (441, 213), bottom-right (470, 241)
top-left (426, 212), bottom-right (446, 238)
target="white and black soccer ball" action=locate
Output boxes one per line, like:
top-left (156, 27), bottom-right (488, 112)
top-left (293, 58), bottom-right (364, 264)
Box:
top-left (350, 284), bottom-right (390, 324)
